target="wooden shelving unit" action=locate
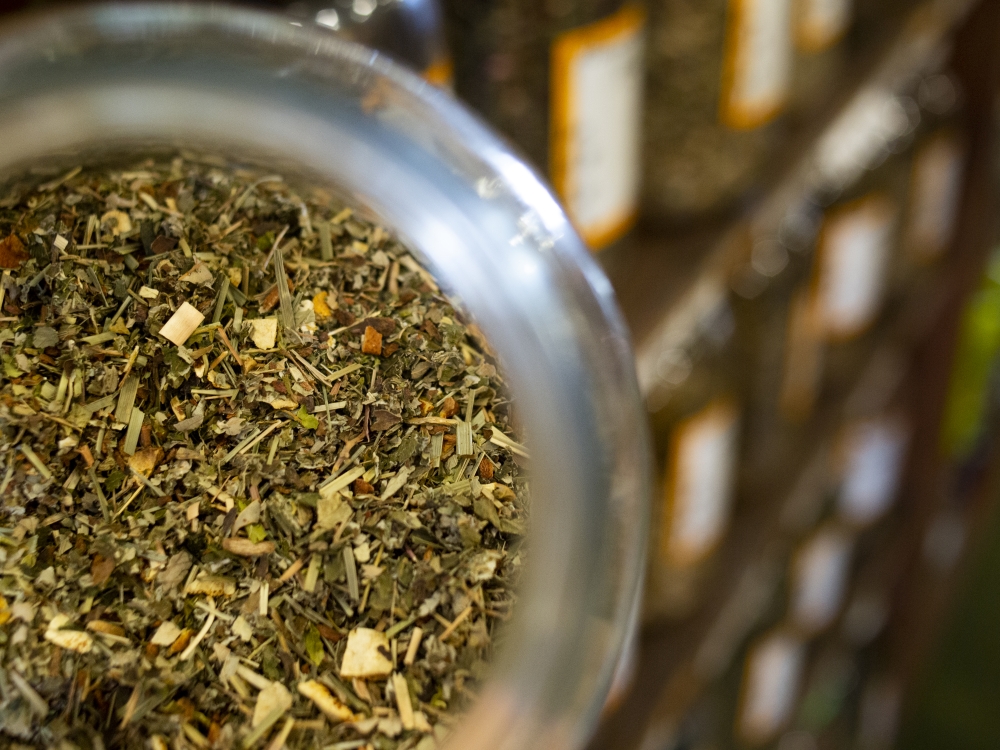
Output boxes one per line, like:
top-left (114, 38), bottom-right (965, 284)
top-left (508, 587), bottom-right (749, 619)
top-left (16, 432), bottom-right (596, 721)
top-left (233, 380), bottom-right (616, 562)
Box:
top-left (604, 0), bottom-right (975, 391)
top-left (588, 0), bottom-right (998, 747)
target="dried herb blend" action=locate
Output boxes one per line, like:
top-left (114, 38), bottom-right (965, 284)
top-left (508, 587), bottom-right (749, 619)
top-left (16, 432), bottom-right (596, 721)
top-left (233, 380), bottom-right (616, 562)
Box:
top-left (0, 157), bottom-right (528, 749)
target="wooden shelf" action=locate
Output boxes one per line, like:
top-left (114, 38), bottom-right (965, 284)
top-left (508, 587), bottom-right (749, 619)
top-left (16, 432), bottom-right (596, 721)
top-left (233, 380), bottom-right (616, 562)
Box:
top-left (588, 1), bottom-right (986, 748)
top-left (589, 260), bottom-right (965, 749)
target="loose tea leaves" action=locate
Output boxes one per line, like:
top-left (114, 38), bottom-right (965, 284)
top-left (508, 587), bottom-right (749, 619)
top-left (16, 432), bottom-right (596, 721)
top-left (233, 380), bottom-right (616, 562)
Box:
top-left (0, 156), bottom-right (528, 749)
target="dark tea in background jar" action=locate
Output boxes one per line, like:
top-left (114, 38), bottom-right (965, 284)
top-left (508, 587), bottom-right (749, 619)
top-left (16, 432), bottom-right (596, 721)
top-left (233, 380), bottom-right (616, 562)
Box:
top-left (281, 0), bottom-right (454, 85)
top-left (642, 0), bottom-right (795, 224)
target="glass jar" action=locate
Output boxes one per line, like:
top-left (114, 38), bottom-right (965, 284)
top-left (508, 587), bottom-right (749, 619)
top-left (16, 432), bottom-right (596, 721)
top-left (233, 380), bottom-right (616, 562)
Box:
top-left (0, 4), bottom-right (650, 749)
top-left (443, 0), bottom-right (646, 252)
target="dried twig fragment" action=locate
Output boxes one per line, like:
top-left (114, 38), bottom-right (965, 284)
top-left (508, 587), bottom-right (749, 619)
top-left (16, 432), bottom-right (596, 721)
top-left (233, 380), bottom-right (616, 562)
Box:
top-left (159, 302), bottom-right (205, 346)
top-left (186, 574), bottom-right (236, 598)
top-left (100, 209), bottom-right (132, 236)
top-left (297, 680), bottom-right (356, 722)
top-left (222, 538), bottom-right (276, 557)
top-left (44, 615), bottom-right (93, 653)
top-left (392, 673), bottom-right (415, 730)
top-left (252, 681), bottom-right (293, 727)
top-left (339, 628), bottom-right (393, 678)
top-left (150, 621), bottom-right (183, 646)
top-left (361, 325), bottom-right (382, 355)
top-left (248, 318), bottom-right (278, 350)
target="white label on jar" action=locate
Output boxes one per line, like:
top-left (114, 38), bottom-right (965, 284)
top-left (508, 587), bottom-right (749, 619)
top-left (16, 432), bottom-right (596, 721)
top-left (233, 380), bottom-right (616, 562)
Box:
top-left (838, 418), bottom-right (909, 525)
top-left (906, 131), bottom-right (964, 263)
top-left (796, 0), bottom-right (852, 52)
top-left (791, 526), bottom-right (854, 632)
top-left (551, 5), bottom-right (645, 251)
top-left (737, 631), bottom-right (805, 744)
top-left (814, 195), bottom-right (896, 340)
top-left (660, 400), bottom-right (740, 567)
top-left (722, 0), bottom-right (794, 129)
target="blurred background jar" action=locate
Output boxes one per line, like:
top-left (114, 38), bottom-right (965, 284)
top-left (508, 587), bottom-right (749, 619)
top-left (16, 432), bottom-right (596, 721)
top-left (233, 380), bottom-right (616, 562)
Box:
top-left (443, 0), bottom-right (646, 252)
top-left (642, 0), bottom-right (796, 225)
top-left (643, 300), bottom-right (745, 621)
